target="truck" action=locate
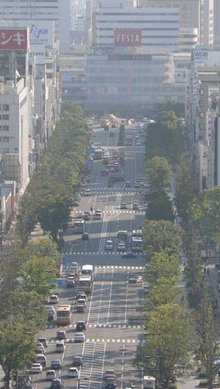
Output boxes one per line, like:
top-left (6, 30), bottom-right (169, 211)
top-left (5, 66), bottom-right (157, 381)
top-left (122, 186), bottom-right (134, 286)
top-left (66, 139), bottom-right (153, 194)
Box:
top-left (143, 376), bottom-right (156, 389)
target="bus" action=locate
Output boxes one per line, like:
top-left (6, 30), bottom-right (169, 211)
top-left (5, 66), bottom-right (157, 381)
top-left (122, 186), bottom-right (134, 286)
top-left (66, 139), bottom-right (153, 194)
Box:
top-left (131, 236), bottom-right (143, 252)
top-left (117, 230), bottom-right (129, 243)
top-left (56, 304), bottom-right (72, 325)
top-left (73, 219), bottom-right (85, 234)
top-left (78, 276), bottom-right (93, 294)
top-left (81, 264), bottom-right (94, 278)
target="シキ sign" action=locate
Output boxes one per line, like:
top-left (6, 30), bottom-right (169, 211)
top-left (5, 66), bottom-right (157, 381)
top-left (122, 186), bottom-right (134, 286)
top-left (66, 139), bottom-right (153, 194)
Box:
top-left (0, 28), bottom-right (28, 50)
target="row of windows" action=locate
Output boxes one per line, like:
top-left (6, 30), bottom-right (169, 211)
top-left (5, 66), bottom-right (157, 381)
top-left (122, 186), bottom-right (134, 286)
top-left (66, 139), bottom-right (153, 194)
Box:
top-left (0, 126), bottom-right (9, 131)
top-left (0, 115), bottom-right (9, 120)
top-left (0, 137), bottom-right (10, 142)
top-left (0, 104), bottom-right (9, 111)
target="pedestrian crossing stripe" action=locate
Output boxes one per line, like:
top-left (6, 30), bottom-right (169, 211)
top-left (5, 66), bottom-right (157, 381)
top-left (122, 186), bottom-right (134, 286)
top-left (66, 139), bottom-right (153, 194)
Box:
top-left (74, 210), bottom-right (145, 215)
top-left (48, 338), bottom-right (138, 344)
top-left (62, 264), bottom-right (143, 270)
top-left (46, 323), bottom-right (142, 330)
top-left (63, 251), bottom-right (144, 256)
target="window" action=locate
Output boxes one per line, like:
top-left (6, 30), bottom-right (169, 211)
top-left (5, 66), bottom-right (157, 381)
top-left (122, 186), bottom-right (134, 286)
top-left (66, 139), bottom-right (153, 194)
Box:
top-left (2, 104), bottom-right (9, 111)
top-left (2, 137), bottom-right (9, 142)
top-left (2, 114), bottom-right (9, 120)
top-left (2, 126), bottom-right (9, 131)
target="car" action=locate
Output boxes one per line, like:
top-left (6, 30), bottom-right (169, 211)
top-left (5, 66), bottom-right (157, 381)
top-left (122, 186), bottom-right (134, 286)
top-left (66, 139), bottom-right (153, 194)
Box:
top-left (125, 181), bottom-right (132, 188)
top-left (73, 200), bottom-right (79, 207)
top-left (105, 377), bottom-right (116, 389)
top-left (66, 276), bottom-right (75, 288)
top-left (46, 370), bottom-right (56, 381)
top-left (30, 363), bottom-right (42, 374)
top-left (67, 367), bottom-right (79, 378)
top-left (105, 240), bottom-right (114, 250)
top-left (83, 188), bottom-right (91, 196)
top-left (77, 298), bottom-right (86, 308)
top-left (94, 210), bottom-right (102, 219)
top-left (50, 378), bottom-right (62, 389)
top-left (35, 354), bottom-right (46, 367)
top-left (72, 356), bottom-right (83, 367)
top-left (49, 294), bottom-right (59, 304)
top-left (36, 344), bottom-right (45, 354)
top-left (56, 330), bottom-right (66, 340)
top-left (132, 203), bottom-right (139, 210)
top-left (74, 332), bottom-right (86, 343)
top-left (76, 304), bottom-right (85, 313)
top-left (104, 370), bottom-right (116, 380)
top-left (116, 242), bottom-right (126, 251)
top-left (143, 285), bottom-right (150, 294)
top-left (137, 276), bottom-right (143, 283)
top-left (128, 277), bottom-right (137, 284)
top-left (51, 359), bottom-right (62, 370)
top-left (82, 232), bottom-right (89, 240)
top-left (37, 337), bottom-right (48, 348)
top-left (76, 291), bottom-right (87, 300)
top-left (122, 252), bottom-right (137, 259)
top-left (120, 202), bottom-right (127, 209)
top-left (83, 212), bottom-right (91, 221)
top-left (55, 341), bottom-right (65, 353)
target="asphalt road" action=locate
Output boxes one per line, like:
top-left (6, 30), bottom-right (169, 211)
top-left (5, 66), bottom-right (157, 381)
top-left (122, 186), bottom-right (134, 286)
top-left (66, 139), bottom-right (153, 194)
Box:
top-left (33, 125), bottom-right (147, 389)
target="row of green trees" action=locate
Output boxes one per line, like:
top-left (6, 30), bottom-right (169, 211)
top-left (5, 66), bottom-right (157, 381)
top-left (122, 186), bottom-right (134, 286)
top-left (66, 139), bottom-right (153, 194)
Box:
top-left (16, 103), bottom-right (90, 243)
top-left (0, 238), bottom-right (60, 389)
top-left (0, 103), bottom-right (90, 387)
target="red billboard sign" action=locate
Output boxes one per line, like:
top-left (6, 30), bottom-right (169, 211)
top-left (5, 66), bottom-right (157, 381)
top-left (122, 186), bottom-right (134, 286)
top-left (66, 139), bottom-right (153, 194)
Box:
top-left (114, 29), bottom-right (142, 46)
top-left (0, 29), bottom-right (28, 51)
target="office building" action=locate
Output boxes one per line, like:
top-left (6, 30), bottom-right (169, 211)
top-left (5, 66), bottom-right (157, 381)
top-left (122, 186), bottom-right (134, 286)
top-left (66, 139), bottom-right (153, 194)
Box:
top-left (0, 0), bottom-right (74, 53)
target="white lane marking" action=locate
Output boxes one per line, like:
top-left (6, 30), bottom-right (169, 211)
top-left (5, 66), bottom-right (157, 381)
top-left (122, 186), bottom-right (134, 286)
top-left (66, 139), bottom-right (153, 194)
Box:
top-left (106, 268), bottom-right (114, 325)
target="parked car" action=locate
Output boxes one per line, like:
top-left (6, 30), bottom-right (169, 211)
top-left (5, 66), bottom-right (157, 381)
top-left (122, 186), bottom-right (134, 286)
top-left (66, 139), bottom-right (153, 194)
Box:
top-left (74, 332), bottom-right (86, 343)
top-left (30, 363), bottom-right (42, 374)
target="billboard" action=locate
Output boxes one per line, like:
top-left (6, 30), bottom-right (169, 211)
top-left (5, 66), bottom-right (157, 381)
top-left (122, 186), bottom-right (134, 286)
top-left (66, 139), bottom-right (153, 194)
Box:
top-left (0, 28), bottom-right (28, 51)
top-left (29, 20), bottom-right (54, 47)
top-left (114, 29), bottom-right (141, 46)
top-left (191, 50), bottom-right (208, 64)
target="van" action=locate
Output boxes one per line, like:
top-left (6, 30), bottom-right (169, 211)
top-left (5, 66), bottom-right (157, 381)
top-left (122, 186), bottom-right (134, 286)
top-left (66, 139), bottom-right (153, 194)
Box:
top-left (55, 341), bottom-right (65, 353)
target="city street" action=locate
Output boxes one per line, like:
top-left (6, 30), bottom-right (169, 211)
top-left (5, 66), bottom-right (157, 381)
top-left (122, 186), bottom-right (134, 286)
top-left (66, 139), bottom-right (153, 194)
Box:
top-left (33, 123), bottom-right (147, 389)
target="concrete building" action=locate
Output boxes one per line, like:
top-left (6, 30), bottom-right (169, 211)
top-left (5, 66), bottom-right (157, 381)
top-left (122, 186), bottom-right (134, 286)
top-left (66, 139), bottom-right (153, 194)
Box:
top-left (213, 0), bottom-right (220, 49)
top-left (200, 0), bottom-right (214, 47)
top-left (0, 0), bottom-right (74, 53)
top-left (86, 47), bottom-right (184, 112)
top-left (93, 2), bottom-right (180, 51)
top-left (185, 51), bottom-right (220, 190)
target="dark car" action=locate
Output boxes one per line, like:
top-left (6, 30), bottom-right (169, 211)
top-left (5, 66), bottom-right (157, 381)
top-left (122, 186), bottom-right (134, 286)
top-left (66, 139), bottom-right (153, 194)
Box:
top-left (82, 232), bottom-right (89, 240)
top-left (50, 378), bottom-right (62, 389)
top-left (105, 377), bottom-right (116, 389)
top-left (72, 356), bottom-right (83, 367)
top-left (56, 330), bottom-right (66, 340)
top-left (122, 252), bottom-right (137, 259)
top-left (76, 291), bottom-right (87, 300)
top-left (128, 277), bottom-right (137, 284)
top-left (76, 321), bottom-right (87, 331)
top-left (51, 360), bottom-right (62, 370)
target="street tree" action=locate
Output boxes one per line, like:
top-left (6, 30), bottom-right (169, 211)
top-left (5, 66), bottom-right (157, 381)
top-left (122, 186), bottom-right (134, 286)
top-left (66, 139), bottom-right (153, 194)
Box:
top-left (142, 220), bottom-right (181, 260)
top-left (0, 317), bottom-right (35, 389)
top-left (147, 251), bottom-right (180, 283)
top-left (146, 277), bottom-right (179, 311)
top-left (195, 292), bottom-right (219, 388)
top-left (145, 156), bottom-right (171, 193)
top-left (146, 191), bottom-right (174, 222)
top-left (22, 237), bottom-right (60, 261)
top-left (19, 255), bottom-right (58, 297)
top-left (135, 303), bottom-right (191, 387)
top-left (175, 156), bottom-right (197, 222)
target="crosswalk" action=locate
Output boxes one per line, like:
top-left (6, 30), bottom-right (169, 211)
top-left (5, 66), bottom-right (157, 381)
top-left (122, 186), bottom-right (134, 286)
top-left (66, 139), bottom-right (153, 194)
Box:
top-left (47, 323), bottom-right (142, 330)
top-left (64, 250), bottom-right (142, 255)
top-left (48, 338), bottom-right (141, 345)
top-left (84, 188), bottom-right (139, 195)
top-left (62, 264), bottom-right (143, 270)
top-left (79, 342), bottom-right (105, 389)
top-left (74, 209), bottom-right (145, 215)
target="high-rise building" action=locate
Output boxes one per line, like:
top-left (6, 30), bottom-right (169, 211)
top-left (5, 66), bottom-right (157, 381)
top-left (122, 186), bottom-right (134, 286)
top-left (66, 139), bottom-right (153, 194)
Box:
top-left (0, 0), bottom-right (74, 53)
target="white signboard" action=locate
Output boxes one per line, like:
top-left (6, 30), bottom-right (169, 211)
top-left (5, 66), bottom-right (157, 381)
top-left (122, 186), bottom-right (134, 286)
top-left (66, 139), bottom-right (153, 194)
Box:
top-left (192, 50), bottom-right (209, 64)
top-left (28, 44), bottom-right (45, 65)
top-left (19, 20), bottom-right (54, 47)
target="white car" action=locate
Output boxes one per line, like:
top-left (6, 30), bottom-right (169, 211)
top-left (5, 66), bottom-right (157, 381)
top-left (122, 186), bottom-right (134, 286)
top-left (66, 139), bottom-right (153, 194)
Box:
top-left (83, 188), bottom-right (91, 196)
top-left (117, 242), bottom-right (126, 251)
top-left (74, 332), bottom-right (86, 343)
top-left (46, 370), bottom-right (56, 381)
top-left (105, 240), bottom-right (114, 250)
top-left (31, 363), bottom-right (43, 374)
top-left (49, 294), bottom-right (59, 304)
top-left (67, 367), bottom-right (79, 378)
